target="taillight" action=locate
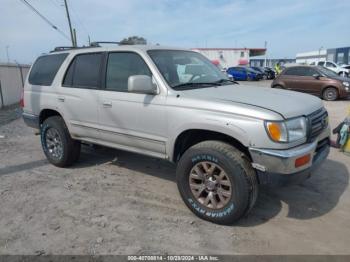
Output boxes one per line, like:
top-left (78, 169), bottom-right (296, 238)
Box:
top-left (20, 89), bottom-right (24, 108)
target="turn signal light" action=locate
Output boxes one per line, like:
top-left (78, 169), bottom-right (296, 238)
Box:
top-left (267, 122), bottom-right (281, 141)
top-left (295, 154), bottom-right (311, 168)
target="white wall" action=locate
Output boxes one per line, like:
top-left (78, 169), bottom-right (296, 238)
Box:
top-left (0, 64), bottom-right (30, 108)
top-left (296, 50), bottom-right (327, 65)
top-left (192, 49), bottom-right (249, 68)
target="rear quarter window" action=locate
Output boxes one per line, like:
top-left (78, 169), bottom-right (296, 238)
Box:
top-left (28, 53), bottom-right (68, 86)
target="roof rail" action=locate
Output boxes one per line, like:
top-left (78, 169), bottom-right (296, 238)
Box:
top-left (50, 45), bottom-right (101, 53)
top-left (90, 41), bottom-right (120, 47)
top-left (52, 46), bottom-right (77, 52)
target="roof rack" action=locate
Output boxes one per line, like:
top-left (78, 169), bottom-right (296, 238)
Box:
top-left (50, 41), bottom-right (122, 53)
top-left (52, 46), bottom-right (77, 52)
top-left (50, 45), bottom-right (100, 53)
top-left (90, 41), bottom-right (120, 47)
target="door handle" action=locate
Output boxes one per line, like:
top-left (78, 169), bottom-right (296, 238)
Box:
top-left (102, 101), bottom-right (112, 108)
top-left (57, 96), bottom-right (65, 102)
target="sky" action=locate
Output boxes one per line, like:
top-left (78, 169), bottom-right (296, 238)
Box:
top-left (1, 0), bottom-right (349, 64)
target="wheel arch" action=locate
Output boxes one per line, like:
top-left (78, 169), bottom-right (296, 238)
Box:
top-left (172, 129), bottom-right (251, 163)
top-left (39, 108), bottom-right (64, 125)
top-left (321, 85), bottom-right (340, 96)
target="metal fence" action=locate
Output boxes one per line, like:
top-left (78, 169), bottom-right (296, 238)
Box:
top-left (0, 63), bottom-right (30, 108)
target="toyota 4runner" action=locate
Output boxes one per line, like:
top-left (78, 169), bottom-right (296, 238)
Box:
top-left (22, 44), bottom-right (330, 224)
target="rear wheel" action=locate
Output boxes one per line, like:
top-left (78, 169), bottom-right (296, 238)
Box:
top-left (41, 116), bottom-right (81, 167)
top-left (176, 141), bottom-right (258, 225)
top-left (322, 87), bottom-right (338, 101)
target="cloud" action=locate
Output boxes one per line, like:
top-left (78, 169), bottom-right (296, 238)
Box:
top-left (0, 0), bottom-right (348, 63)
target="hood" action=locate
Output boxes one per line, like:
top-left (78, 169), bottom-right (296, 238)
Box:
top-left (328, 75), bottom-right (350, 82)
top-left (180, 84), bottom-right (323, 119)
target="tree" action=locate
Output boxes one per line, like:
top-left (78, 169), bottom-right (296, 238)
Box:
top-left (119, 36), bottom-right (147, 45)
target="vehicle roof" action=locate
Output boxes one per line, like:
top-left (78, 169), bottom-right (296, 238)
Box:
top-left (283, 64), bottom-right (320, 69)
top-left (48, 45), bottom-right (190, 56)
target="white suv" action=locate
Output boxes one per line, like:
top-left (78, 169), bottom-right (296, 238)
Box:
top-left (22, 44), bottom-right (330, 224)
top-left (316, 61), bottom-right (349, 77)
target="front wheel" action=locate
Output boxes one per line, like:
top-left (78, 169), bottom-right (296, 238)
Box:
top-left (322, 87), bottom-right (338, 101)
top-left (176, 141), bottom-right (258, 225)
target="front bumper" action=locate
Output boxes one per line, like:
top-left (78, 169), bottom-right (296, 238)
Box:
top-left (249, 129), bottom-right (330, 186)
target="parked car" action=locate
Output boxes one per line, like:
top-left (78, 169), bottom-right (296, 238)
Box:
top-left (272, 65), bottom-right (350, 101)
top-left (316, 61), bottom-right (349, 77)
top-left (251, 66), bottom-right (276, 80)
top-left (226, 67), bottom-right (262, 81)
top-left (251, 67), bottom-right (268, 79)
top-left (23, 45), bottom-right (330, 225)
top-left (264, 67), bottom-right (276, 79)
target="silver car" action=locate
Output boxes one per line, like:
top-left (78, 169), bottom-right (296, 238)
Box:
top-left (22, 45), bottom-right (330, 224)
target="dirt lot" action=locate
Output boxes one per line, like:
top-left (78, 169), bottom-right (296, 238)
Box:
top-left (0, 81), bottom-right (349, 255)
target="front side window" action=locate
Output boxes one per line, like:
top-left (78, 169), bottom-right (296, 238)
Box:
top-left (148, 50), bottom-right (228, 89)
top-left (29, 53), bottom-right (68, 86)
top-left (106, 52), bottom-right (151, 92)
top-left (63, 53), bottom-right (103, 88)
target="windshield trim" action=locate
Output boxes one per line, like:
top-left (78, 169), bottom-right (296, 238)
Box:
top-left (147, 49), bottom-right (230, 91)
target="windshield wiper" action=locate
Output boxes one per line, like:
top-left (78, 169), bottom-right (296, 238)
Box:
top-left (172, 82), bottom-right (221, 90)
top-left (215, 79), bottom-right (239, 85)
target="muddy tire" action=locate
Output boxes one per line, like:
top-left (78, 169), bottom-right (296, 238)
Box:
top-left (41, 116), bottom-right (81, 167)
top-left (176, 141), bottom-right (258, 225)
top-left (322, 87), bottom-right (338, 101)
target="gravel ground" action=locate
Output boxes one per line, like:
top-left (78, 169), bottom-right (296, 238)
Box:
top-left (0, 81), bottom-right (349, 255)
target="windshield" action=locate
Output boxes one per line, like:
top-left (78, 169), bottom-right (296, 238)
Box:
top-left (317, 66), bottom-right (339, 77)
top-left (147, 50), bottom-right (230, 89)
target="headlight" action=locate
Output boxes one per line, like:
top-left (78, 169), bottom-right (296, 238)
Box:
top-left (343, 81), bottom-right (350, 87)
top-left (265, 117), bottom-right (307, 143)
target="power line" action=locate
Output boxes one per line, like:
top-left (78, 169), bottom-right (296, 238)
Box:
top-left (19, 0), bottom-right (70, 41)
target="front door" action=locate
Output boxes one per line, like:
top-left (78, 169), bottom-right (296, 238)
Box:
top-left (291, 67), bottom-right (323, 95)
top-left (98, 52), bottom-right (167, 158)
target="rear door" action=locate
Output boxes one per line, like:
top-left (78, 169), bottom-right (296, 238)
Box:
top-left (57, 52), bottom-right (103, 140)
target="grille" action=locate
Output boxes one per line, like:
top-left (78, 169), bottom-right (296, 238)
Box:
top-left (308, 109), bottom-right (328, 141)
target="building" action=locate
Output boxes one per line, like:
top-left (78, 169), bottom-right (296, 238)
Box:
top-left (250, 58), bottom-right (296, 68)
top-left (296, 49), bottom-right (327, 64)
top-left (0, 63), bottom-right (30, 108)
top-left (296, 46), bottom-right (350, 65)
top-left (192, 48), bottom-right (266, 68)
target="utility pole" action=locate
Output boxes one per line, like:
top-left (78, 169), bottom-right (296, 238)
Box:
top-left (64, 0), bottom-right (75, 47)
top-left (6, 46), bottom-right (10, 64)
top-left (264, 41), bottom-right (267, 67)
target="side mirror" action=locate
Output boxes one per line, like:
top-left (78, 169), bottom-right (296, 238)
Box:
top-left (313, 74), bottom-right (321, 79)
top-left (128, 75), bottom-right (158, 95)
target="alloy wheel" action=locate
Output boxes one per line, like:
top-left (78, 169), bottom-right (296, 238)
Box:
top-left (45, 127), bottom-right (63, 159)
top-left (189, 161), bottom-right (232, 209)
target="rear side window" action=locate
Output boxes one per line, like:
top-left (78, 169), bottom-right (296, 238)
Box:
top-left (63, 53), bottom-right (103, 88)
top-left (29, 53), bottom-right (68, 86)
